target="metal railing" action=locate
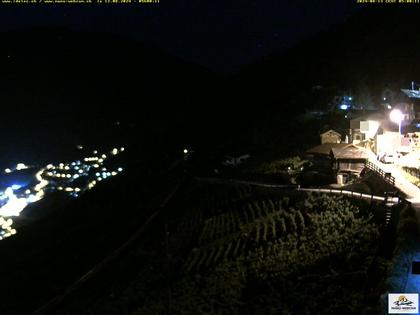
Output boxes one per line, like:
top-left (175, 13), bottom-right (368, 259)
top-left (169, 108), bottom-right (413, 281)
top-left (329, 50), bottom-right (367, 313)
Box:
top-left (297, 187), bottom-right (401, 205)
top-left (365, 161), bottom-right (395, 186)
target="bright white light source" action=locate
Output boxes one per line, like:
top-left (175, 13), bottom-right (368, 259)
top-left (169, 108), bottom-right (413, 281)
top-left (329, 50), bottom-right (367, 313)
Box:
top-left (112, 148), bottom-right (118, 155)
top-left (16, 163), bottom-right (27, 170)
top-left (0, 188), bottom-right (28, 217)
top-left (120, 147), bottom-right (125, 152)
top-left (4, 168), bottom-right (11, 174)
top-left (11, 185), bottom-right (21, 190)
top-left (390, 109), bottom-right (403, 124)
top-left (118, 167), bottom-right (123, 172)
top-left (27, 195), bottom-right (39, 203)
top-left (183, 149), bottom-right (188, 154)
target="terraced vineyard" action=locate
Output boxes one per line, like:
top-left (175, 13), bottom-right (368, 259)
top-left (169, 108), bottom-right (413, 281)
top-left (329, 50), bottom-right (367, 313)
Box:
top-left (181, 184), bottom-right (381, 280)
top-left (128, 179), bottom-right (395, 315)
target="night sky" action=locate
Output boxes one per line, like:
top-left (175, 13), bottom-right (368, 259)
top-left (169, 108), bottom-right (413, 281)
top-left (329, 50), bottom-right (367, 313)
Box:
top-left (0, 1), bottom-right (357, 73)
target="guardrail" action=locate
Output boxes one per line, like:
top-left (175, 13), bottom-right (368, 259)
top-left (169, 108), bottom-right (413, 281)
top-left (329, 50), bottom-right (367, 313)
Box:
top-left (365, 161), bottom-right (395, 186)
top-left (297, 187), bottom-right (401, 205)
top-left (196, 177), bottom-right (403, 206)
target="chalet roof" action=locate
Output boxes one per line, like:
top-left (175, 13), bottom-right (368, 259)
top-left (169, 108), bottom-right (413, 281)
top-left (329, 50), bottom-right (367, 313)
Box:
top-left (331, 144), bottom-right (371, 160)
top-left (401, 89), bottom-right (420, 99)
top-left (320, 129), bottom-right (341, 137)
top-left (306, 143), bottom-right (348, 156)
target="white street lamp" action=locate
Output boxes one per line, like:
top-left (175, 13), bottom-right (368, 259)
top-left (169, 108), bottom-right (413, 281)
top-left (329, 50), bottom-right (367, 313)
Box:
top-left (390, 109), bottom-right (403, 135)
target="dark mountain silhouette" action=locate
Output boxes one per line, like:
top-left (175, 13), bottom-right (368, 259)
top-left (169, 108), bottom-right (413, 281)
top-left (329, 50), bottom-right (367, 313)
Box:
top-left (0, 28), bottom-right (225, 165)
top-left (233, 7), bottom-right (420, 111)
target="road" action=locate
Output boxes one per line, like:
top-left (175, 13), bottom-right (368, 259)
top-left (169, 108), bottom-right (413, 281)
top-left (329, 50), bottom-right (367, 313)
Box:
top-left (369, 158), bottom-right (420, 213)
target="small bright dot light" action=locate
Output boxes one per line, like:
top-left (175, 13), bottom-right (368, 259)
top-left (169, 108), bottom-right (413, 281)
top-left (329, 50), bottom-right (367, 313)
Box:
top-left (120, 147), bottom-right (125, 152)
top-left (47, 164), bottom-right (53, 169)
top-left (183, 149), bottom-right (188, 154)
top-left (111, 171), bottom-right (117, 176)
top-left (4, 168), bottom-right (11, 174)
top-left (78, 169), bottom-right (83, 174)
top-left (73, 174), bottom-right (79, 179)
top-left (66, 174), bottom-right (71, 178)
top-left (112, 148), bottom-right (118, 155)
top-left (101, 154), bottom-right (107, 159)
top-left (118, 167), bottom-right (123, 172)
top-left (93, 150), bottom-right (98, 154)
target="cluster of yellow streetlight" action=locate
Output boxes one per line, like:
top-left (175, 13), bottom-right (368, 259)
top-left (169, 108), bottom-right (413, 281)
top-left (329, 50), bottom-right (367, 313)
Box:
top-left (0, 146), bottom-right (126, 240)
top-left (0, 217), bottom-right (16, 240)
